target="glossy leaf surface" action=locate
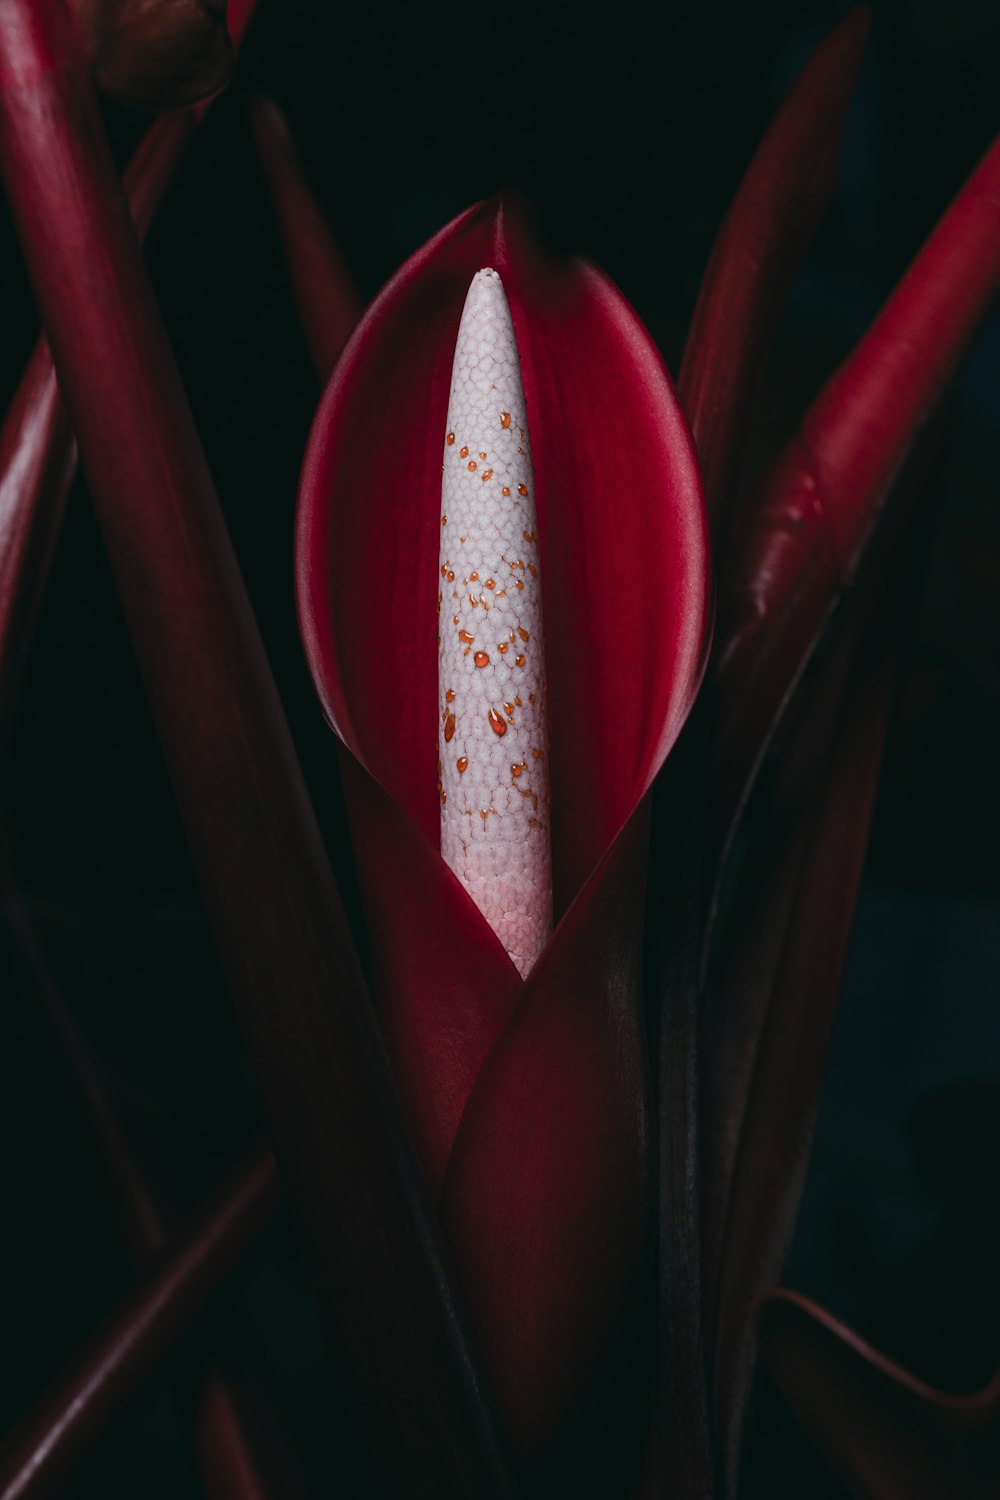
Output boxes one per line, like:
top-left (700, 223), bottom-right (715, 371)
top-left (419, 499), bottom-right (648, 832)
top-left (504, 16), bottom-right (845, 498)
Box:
top-left (715, 129), bottom-right (1000, 839)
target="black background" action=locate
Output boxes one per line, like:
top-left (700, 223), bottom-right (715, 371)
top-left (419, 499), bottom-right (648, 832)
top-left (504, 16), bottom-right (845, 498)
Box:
top-left (1, 0), bottom-right (999, 1493)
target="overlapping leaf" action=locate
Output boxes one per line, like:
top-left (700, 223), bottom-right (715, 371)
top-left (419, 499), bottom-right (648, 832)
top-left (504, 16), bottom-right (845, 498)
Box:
top-left (0, 4), bottom-right (510, 1492)
top-left (296, 192), bottom-right (710, 1448)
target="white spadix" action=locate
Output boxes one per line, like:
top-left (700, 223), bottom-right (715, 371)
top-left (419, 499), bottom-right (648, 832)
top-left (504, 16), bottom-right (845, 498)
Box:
top-left (437, 269), bottom-right (552, 977)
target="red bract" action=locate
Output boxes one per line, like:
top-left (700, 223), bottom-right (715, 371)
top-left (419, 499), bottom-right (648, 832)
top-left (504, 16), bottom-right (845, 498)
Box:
top-left (297, 194), bottom-right (711, 1448)
top-left (714, 129), bottom-right (1000, 841)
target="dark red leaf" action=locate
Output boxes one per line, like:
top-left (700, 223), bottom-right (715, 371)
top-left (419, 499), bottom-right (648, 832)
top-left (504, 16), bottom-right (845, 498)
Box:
top-left (0, 7), bottom-right (510, 1492)
top-left (714, 129), bottom-right (1000, 841)
top-left (249, 95), bottom-right (362, 383)
top-left (680, 7), bottom-right (870, 541)
top-left (297, 193), bottom-right (710, 1447)
top-left (0, 0), bottom-right (261, 727)
top-left (708, 574), bottom-right (897, 1487)
top-left (0, 1145), bottom-right (279, 1500)
top-left (0, 109), bottom-right (198, 735)
top-left (759, 1290), bottom-right (1000, 1500)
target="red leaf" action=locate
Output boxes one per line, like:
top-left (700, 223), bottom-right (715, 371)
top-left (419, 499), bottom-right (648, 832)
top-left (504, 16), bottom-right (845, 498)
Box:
top-left (249, 95), bottom-right (362, 384)
top-left (0, 7), bottom-right (509, 1492)
top-left (0, 0), bottom-right (262, 727)
top-left (0, 1144), bottom-right (279, 1500)
top-left (707, 571), bottom-right (898, 1486)
top-left (714, 128), bottom-right (1000, 840)
top-left (758, 1290), bottom-right (1000, 1500)
top-left (680, 7), bottom-right (870, 540)
top-left (6, 899), bottom-right (309, 1500)
top-left (297, 194), bottom-right (710, 1447)
top-left (0, 110), bottom-right (198, 731)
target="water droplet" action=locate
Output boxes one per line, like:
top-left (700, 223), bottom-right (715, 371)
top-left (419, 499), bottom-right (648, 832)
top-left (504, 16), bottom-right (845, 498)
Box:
top-left (498, 642), bottom-right (509, 653)
top-left (445, 688), bottom-right (456, 702)
top-left (446, 432), bottom-right (455, 446)
top-left (467, 460), bottom-right (477, 472)
top-left (517, 627), bottom-right (530, 642)
top-left (516, 654), bottom-right (526, 667)
top-left (478, 451), bottom-right (487, 460)
top-left (446, 570), bottom-right (455, 582)
top-left (441, 515), bottom-right (447, 525)
top-left (500, 412), bottom-right (511, 428)
top-left (503, 702), bottom-right (515, 717)
top-left (459, 446), bottom-right (469, 457)
top-left (469, 571), bottom-right (479, 581)
top-left (458, 629), bottom-right (475, 644)
top-left (488, 708), bottom-right (507, 736)
top-left (484, 578), bottom-right (495, 589)
top-left (511, 763), bottom-right (524, 777)
top-left (444, 713), bottom-right (456, 743)
top-left (482, 468), bottom-right (493, 481)
top-left (474, 651), bottom-right (490, 668)
top-left (457, 756), bottom-right (469, 773)
top-left (518, 484), bottom-right (528, 496)
top-left (501, 487), bottom-right (511, 497)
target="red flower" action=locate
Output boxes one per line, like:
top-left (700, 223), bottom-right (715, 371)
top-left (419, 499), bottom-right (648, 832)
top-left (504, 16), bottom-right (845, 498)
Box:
top-left (296, 193), bottom-right (711, 1447)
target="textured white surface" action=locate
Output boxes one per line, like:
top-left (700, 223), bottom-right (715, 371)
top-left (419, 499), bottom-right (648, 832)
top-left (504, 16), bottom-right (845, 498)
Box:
top-left (437, 269), bottom-right (551, 976)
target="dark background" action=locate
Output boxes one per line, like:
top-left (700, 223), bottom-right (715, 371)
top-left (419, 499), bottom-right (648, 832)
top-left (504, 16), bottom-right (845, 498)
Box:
top-left (1, 0), bottom-right (998, 1493)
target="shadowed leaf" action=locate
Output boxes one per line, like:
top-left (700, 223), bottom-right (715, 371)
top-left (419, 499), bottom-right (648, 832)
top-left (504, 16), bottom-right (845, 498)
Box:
top-left (0, 5), bottom-right (511, 1492)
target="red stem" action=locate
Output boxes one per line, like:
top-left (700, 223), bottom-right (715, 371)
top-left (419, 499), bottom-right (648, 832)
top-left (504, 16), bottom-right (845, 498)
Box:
top-left (680, 7), bottom-right (870, 543)
top-left (714, 130), bottom-right (1000, 846)
top-left (0, 110), bottom-right (199, 738)
top-left (0, 4), bottom-right (509, 1492)
top-left (6, 898), bottom-right (313, 1498)
top-left (0, 1145), bottom-right (280, 1500)
top-left (248, 95), bottom-right (362, 384)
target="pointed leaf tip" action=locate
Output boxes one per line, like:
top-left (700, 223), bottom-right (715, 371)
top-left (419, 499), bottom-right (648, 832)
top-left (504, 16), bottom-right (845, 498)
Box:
top-left (715, 127), bottom-right (1000, 845)
top-left (680, 6), bottom-right (871, 539)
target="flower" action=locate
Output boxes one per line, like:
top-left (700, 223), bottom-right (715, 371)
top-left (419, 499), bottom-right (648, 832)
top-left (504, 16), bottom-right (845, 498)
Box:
top-left (2, 0), bottom-right (997, 1489)
top-left (296, 192), bottom-right (711, 1448)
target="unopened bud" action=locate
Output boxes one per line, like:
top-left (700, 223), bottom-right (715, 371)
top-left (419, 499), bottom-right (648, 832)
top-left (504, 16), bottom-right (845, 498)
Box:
top-left (73, 0), bottom-right (235, 112)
